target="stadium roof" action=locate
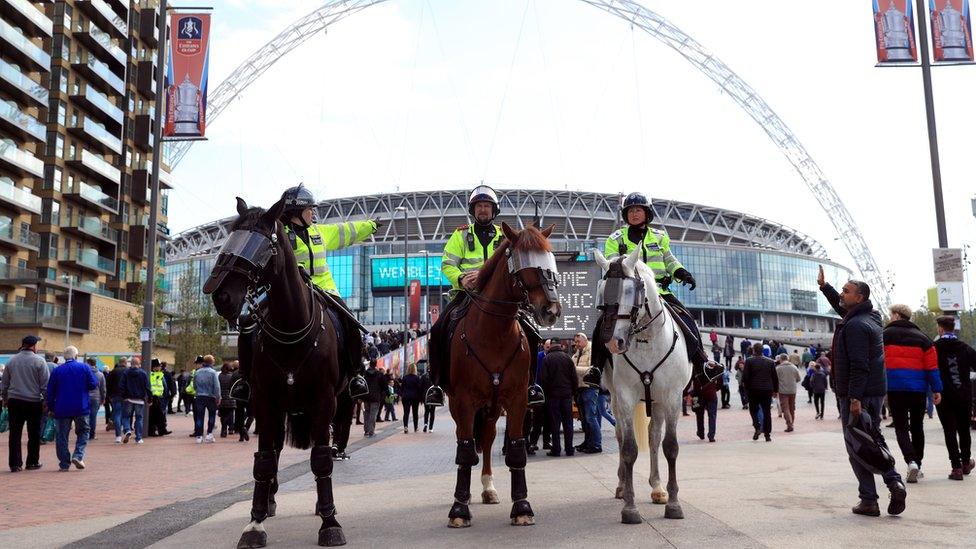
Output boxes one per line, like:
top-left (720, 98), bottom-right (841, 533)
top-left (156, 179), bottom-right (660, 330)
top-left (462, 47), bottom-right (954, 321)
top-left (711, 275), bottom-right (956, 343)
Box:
top-left (167, 189), bottom-right (828, 261)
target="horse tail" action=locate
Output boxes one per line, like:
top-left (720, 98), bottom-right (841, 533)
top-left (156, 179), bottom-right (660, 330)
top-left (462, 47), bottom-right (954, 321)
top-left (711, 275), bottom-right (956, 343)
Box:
top-left (634, 403), bottom-right (650, 453)
top-left (285, 412), bottom-right (312, 450)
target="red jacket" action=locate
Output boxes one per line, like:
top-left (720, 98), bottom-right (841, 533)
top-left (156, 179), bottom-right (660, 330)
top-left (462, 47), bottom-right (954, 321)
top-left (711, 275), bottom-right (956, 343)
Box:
top-left (882, 320), bottom-right (942, 393)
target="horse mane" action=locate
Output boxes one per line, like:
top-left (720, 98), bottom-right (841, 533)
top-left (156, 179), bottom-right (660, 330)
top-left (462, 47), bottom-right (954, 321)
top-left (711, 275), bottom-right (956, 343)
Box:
top-left (231, 206), bottom-right (266, 231)
top-left (473, 225), bottom-right (551, 292)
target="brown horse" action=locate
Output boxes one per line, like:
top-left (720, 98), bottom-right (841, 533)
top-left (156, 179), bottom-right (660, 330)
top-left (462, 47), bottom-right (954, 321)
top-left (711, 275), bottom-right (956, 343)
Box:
top-left (446, 222), bottom-right (561, 528)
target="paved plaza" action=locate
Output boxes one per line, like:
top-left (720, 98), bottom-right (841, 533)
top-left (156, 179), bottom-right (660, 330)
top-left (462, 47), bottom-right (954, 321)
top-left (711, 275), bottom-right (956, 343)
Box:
top-left (1, 391), bottom-right (974, 548)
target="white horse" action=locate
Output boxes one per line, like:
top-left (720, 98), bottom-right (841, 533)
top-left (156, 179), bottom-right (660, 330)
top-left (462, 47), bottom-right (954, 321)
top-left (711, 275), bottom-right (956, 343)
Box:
top-left (594, 247), bottom-right (692, 523)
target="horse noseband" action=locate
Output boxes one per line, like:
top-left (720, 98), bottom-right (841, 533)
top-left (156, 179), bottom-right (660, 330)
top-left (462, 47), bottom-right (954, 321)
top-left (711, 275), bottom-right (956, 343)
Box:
top-left (506, 248), bottom-right (559, 301)
top-left (597, 259), bottom-right (646, 341)
top-left (204, 228), bottom-right (279, 294)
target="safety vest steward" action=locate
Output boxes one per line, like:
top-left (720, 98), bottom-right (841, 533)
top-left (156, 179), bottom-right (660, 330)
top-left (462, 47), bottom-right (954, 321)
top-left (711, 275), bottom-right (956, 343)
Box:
top-left (287, 220), bottom-right (377, 296)
top-left (441, 224), bottom-right (504, 290)
top-left (150, 371), bottom-right (165, 397)
top-left (186, 370), bottom-right (196, 396)
top-left (604, 225), bottom-right (684, 295)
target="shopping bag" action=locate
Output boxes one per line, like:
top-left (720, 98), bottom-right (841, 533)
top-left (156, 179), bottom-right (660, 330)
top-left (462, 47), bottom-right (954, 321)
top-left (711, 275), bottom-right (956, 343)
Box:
top-left (41, 416), bottom-right (57, 442)
top-left (0, 407), bottom-right (8, 433)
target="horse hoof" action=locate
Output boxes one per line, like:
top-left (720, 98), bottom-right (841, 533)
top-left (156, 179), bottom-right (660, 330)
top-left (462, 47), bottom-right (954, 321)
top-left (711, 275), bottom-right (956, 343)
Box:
top-left (318, 526), bottom-right (347, 546)
top-left (614, 486), bottom-right (624, 500)
top-left (664, 504), bottom-right (684, 520)
top-left (621, 508), bottom-right (643, 524)
top-left (267, 502), bottom-right (277, 518)
top-left (481, 490), bottom-right (500, 504)
top-left (651, 491), bottom-right (668, 505)
top-left (237, 530), bottom-right (268, 549)
top-left (511, 515), bottom-right (535, 526)
top-left (448, 518), bottom-right (471, 528)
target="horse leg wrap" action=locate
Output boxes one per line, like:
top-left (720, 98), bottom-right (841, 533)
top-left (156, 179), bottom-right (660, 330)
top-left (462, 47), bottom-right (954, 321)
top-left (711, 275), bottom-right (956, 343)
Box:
top-left (449, 465), bottom-right (473, 520)
top-left (456, 439), bottom-right (479, 467)
top-left (505, 438), bottom-right (527, 469)
top-left (509, 469), bottom-right (534, 519)
top-left (310, 445), bottom-right (337, 519)
top-left (250, 450), bottom-right (278, 522)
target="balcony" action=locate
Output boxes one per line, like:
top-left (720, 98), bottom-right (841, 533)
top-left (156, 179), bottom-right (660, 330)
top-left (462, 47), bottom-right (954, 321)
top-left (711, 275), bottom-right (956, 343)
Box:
top-left (61, 215), bottom-right (118, 245)
top-left (63, 180), bottom-right (119, 213)
top-left (77, 0), bottom-right (127, 40)
top-left (74, 22), bottom-right (126, 70)
top-left (0, 99), bottom-right (45, 143)
top-left (66, 149), bottom-right (121, 186)
top-left (0, 139), bottom-right (44, 178)
top-left (0, 301), bottom-right (69, 329)
top-left (134, 113), bottom-right (154, 151)
top-left (68, 117), bottom-right (123, 155)
top-left (71, 52), bottom-right (125, 97)
top-left (0, 216), bottom-right (40, 251)
top-left (0, 58), bottom-right (48, 107)
top-left (61, 247), bottom-right (115, 275)
top-left (0, 17), bottom-right (50, 72)
top-left (0, 176), bottom-right (42, 214)
top-left (136, 59), bottom-right (157, 99)
top-left (138, 7), bottom-right (159, 46)
top-left (0, 0), bottom-right (53, 38)
top-left (70, 86), bottom-right (123, 131)
top-left (0, 262), bottom-right (36, 285)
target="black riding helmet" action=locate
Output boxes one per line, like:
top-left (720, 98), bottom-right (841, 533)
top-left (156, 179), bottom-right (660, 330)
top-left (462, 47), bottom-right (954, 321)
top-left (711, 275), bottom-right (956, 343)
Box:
top-left (844, 410), bottom-right (896, 475)
top-left (281, 183), bottom-right (316, 221)
top-left (620, 192), bottom-right (653, 224)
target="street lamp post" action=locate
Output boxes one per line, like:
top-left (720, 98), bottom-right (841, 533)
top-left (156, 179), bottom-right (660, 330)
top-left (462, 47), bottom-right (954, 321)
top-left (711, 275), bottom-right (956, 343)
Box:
top-left (421, 250), bottom-right (430, 333)
top-left (395, 206), bottom-right (409, 358)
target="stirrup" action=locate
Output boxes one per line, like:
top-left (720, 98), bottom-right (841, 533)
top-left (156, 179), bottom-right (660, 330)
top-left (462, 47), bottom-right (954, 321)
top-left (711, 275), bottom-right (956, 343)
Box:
top-left (349, 375), bottom-right (369, 399)
top-left (527, 384), bottom-right (545, 407)
top-left (425, 385), bottom-right (445, 407)
top-left (582, 366), bottom-right (602, 389)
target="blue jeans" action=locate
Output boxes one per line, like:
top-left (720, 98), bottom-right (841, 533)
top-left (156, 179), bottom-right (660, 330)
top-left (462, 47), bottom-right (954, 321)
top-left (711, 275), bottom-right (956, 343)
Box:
top-left (695, 398), bottom-right (718, 439)
top-left (88, 398), bottom-right (100, 439)
top-left (55, 416), bottom-right (90, 470)
top-left (194, 396), bottom-right (218, 436)
top-left (123, 401), bottom-right (145, 441)
top-left (598, 391), bottom-right (616, 426)
top-left (581, 388), bottom-right (602, 450)
top-left (111, 397), bottom-right (124, 437)
top-left (839, 396), bottom-right (902, 502)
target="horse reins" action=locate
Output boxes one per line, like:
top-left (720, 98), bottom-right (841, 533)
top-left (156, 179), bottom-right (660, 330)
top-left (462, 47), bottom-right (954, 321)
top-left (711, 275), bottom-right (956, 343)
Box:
top-left (459, 320), bottom-right (525, 407)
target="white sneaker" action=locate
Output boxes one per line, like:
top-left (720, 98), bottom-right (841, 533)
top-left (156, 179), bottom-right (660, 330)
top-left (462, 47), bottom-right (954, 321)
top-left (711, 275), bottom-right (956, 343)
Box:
top-left (114, 436), bottom-right (122, 444)
top-left (136, 439), bottom-right (144, 444)
top-left (205, 433), bottom-right (215, 443)
top-left (196, 436), bottom-right (203, 444)
top-left (906, 462), bottom-right (920, 483)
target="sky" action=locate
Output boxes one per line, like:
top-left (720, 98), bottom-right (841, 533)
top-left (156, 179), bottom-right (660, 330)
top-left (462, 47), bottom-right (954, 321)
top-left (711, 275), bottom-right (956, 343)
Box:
top-left (166, 0), bottom-right (976, 308)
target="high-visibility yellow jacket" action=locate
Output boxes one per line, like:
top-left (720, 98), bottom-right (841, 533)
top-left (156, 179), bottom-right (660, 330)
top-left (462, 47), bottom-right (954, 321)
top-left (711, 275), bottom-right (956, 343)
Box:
top-left (604, 225), bottom-right (684, 295)
top-left (186, 370), bottom-right (196, 396)
top-left (441, 223), bottom-right (504, 290)
top-left (287, 220), bottom-right (377, 296)
top-left (149, 371), bottom-right (165, 397)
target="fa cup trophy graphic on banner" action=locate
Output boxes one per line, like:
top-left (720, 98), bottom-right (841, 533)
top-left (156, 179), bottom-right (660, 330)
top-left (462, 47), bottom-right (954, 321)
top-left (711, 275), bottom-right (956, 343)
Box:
top-left (172, 74), bottom-right (201, 135)
top-left (882, 1), bottom-right (915, 61)
top-left (937, 0), bottom-right (970, 60)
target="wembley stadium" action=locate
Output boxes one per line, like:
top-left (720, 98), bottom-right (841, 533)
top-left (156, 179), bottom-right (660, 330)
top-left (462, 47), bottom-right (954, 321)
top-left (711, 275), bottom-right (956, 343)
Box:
top-left (166, 189), bottom-right (853, 339)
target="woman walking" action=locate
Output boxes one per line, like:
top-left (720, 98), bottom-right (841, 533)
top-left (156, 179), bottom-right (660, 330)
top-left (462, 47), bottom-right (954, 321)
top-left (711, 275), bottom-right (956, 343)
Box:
top-left (400, 363), bottom-right (422, 433)
top-left (217, 363), bottom-right (236, 438)
top-left (809, 361), bottom-right (829, 419)
top-left (723, 335), bottom-right (735, 370)
top-left (742, 343), bottom-right (779, 441)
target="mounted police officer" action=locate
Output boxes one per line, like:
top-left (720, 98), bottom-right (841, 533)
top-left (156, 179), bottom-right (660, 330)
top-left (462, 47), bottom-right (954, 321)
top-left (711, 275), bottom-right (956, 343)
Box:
top-left (586, 192), bottom-right (711, 386)
top-left (425, 185), bottom-right (544, 407)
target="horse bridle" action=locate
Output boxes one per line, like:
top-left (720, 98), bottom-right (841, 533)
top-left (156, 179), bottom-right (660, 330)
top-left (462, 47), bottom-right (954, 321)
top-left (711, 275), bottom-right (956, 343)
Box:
top-left (467, 246), bottom-right (560, 317)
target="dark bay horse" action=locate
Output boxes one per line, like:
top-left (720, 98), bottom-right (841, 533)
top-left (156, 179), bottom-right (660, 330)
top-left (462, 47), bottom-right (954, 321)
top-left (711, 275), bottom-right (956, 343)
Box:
top-left (203, 197), bottom-right (351, 548)
top-left (446, 222), bottom-right (561, 528)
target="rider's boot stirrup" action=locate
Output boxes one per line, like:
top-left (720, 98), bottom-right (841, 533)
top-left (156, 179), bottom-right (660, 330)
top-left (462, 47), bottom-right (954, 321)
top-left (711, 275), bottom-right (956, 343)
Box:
top-left (425, 385), bottom-right (445, 407)
top-left (349, 375), bottom-right (369, 399)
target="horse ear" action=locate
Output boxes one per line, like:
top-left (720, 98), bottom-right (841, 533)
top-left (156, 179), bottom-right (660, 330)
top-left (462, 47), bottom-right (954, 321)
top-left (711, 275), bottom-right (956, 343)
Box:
top-left (236, 197), bottom-right (248, 216)
top-left (623, 245), bottom-right (641, 273)
top-left (593, 248), bottom-right (609, 272)
top-left (264, 196), bottom-right (287, 225)
top-left (501, 221), bottom-right (518, 243)
top-left (541, 223), bottom-right (555, 238)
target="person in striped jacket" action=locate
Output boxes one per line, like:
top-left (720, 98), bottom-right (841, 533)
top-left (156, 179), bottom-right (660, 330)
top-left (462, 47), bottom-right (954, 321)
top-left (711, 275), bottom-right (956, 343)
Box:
top-left (882, 304), bottom-right (942, 483)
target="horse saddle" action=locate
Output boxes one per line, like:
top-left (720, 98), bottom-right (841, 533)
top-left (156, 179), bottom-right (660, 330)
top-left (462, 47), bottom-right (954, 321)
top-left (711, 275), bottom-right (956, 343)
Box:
top-left (661, 300), bottom-right (708, 365)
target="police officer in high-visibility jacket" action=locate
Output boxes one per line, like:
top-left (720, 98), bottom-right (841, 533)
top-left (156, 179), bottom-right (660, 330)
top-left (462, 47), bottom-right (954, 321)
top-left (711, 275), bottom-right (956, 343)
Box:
top-left (277, 184), bottom-right (377, 398)
top-left (586, 192), bottom-right (709, 386)
top-left (425, 185), bottom-right (543, 407)
top-left (147, 358), bottom-right (171, 436)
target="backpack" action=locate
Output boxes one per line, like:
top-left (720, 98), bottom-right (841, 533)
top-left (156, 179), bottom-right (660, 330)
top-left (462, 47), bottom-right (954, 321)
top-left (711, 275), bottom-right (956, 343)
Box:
top-left (186, 370), bottom-right (197, 396)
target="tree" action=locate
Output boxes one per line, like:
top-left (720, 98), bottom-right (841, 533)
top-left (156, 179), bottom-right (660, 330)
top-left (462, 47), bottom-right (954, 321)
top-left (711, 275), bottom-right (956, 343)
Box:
top-left (911, 307), bottom-right (976, 345)
top-left (126, 276), bottom-right (170, 353)
top-left (168, 263), bottom-right (227, 367)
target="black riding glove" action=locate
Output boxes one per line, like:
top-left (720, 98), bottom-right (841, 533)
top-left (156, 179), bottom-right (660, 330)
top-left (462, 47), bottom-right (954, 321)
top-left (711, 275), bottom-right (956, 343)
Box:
top-left (657, 275), bottom-right (672, 290)
top-left (674, 268), bottom-right (696, 291)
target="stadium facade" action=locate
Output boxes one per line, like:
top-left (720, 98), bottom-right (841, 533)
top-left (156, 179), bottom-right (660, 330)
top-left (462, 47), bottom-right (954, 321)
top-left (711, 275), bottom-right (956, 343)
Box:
top-left (167, 189), bottom-right (853, 338)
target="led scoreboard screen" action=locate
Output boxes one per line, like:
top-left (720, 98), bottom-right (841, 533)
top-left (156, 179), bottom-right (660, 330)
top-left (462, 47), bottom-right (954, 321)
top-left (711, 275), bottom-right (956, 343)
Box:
top-left (538, 260), bottom-right (602, 339)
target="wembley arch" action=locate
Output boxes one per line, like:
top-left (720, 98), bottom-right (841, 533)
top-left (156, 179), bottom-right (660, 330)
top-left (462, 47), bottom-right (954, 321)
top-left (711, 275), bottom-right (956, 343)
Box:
top-left (167, 0), bottom-right (891, 307)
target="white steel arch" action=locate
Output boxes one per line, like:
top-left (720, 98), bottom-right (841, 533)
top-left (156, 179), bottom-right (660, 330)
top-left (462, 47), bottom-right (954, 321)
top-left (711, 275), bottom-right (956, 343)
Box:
top-left (168, 0), bottom-right (890, 307)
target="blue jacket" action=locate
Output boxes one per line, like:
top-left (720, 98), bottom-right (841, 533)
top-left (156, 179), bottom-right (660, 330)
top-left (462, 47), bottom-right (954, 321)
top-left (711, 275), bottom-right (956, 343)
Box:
top-left (47, 360), bottom-right (98, 418)
top-left (121, 367), bottom-right (152, 400)
top-left (192, 366), bottom-right (221, 399)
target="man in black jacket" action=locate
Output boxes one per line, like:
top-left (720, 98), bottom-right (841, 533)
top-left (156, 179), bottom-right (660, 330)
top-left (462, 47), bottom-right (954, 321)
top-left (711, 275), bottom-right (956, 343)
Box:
top-left (539, 339), bottom-right (578, 457)
top-left (933, 316), bottom-right (976, 480)
top-left (362, 361), bottom-right (384, 437)
top-left (742, 343), bottom-right (778, 441)
top-left (818, 266), bottom-right (906, 517)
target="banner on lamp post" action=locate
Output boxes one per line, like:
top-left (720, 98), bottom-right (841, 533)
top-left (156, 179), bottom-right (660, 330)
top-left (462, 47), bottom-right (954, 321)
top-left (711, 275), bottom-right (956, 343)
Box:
top-left (408, 279), bottom-right (421, 330)
top-left (164, 12), bottom-right (211, 139)
top-left (874, 0), bottom-right (919, 63)
top-left (929, 0), bottom-right (974, 61)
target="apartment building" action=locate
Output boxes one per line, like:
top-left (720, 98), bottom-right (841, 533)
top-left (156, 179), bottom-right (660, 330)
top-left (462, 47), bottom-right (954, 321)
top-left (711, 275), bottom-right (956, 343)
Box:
top-left (0, 0), bottom-right (171, 353)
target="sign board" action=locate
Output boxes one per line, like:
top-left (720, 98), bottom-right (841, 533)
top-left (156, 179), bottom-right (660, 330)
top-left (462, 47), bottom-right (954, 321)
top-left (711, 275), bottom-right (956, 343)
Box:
top-left (874, 0), bottom-right (919, 63)
top-left (538, 260), bottom-right (602, 338)
top-left (933, 248), bottom-right (964, 282)
top-left (139, 328), bottom-right (153, 342)
top-left (928, 0), bottom-right (974, 62)
top-left (164, 12), bottom-right (212, 138)
top-left (936, 281), bottom-right (965, 311)
top-left (371, 255), bottom-right (449, 289)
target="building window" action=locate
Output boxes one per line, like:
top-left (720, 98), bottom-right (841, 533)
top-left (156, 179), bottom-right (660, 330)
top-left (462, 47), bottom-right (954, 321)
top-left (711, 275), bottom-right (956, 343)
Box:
top-left (58, 101), bottom-right (67, 127)
top-left (56, 135), bottom-right (64, 159)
